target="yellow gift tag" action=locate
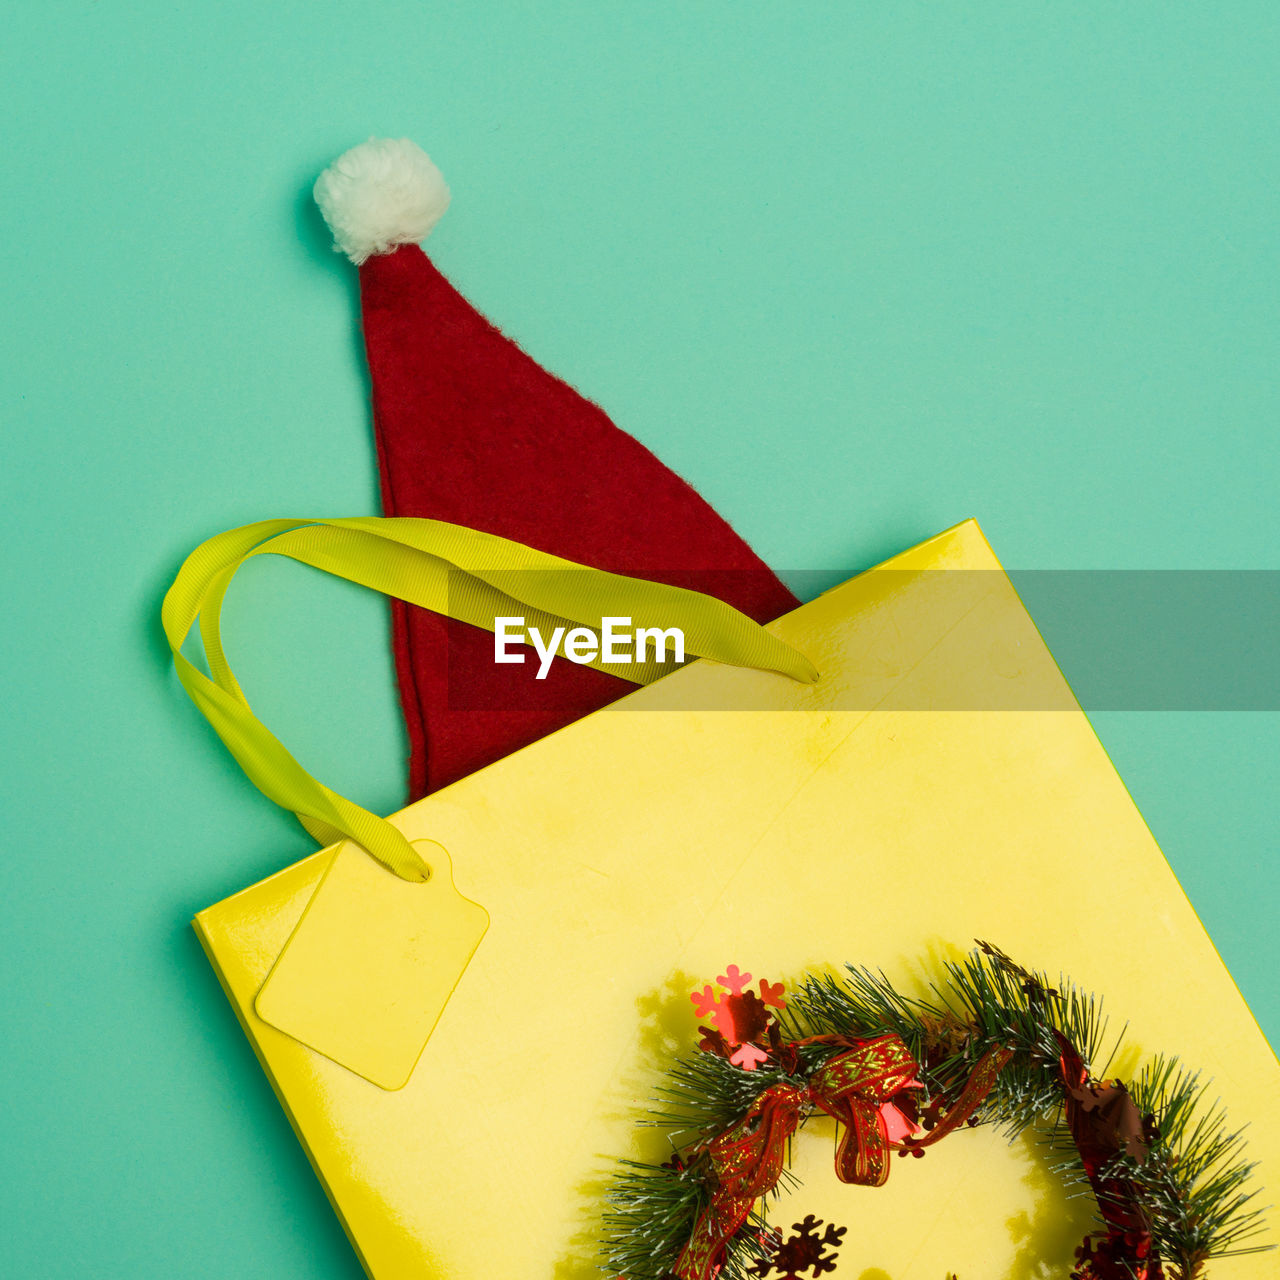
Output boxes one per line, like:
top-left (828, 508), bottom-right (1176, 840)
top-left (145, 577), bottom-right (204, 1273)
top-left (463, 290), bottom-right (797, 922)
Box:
top-left (255, 839), bottom-right (489, 1090)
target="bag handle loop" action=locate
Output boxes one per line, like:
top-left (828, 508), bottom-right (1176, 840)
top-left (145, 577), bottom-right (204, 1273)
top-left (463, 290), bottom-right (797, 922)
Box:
top-left (163, 516), bottom-right (817, 881)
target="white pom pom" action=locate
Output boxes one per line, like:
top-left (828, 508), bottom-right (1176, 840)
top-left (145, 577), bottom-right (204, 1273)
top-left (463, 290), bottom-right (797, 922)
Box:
top-left (314, 137), bottom-right (450, 265)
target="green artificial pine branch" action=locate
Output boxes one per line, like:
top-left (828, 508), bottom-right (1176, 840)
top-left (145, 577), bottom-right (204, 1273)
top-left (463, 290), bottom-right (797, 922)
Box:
top-left (600, 946), bottom-right (1269, 1280)
top-left (1123, 1056), bottom-right (1268, 1279)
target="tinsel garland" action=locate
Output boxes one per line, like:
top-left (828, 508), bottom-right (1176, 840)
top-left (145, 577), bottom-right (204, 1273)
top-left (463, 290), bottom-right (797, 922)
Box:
top-left (602, 944), bottom-right (1268, 1280)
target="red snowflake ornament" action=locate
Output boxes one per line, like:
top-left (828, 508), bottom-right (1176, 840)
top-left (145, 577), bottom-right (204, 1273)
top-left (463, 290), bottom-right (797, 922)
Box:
top-left (690, 967), bottom-right (788, 1072)
top-left (759, 979), bottom-right (787, 1010)
top-left (730, 1042), bottom-right (770, 1071)
top-left (718, 964), bottom-right (753, 995)
top-left (747, 1215), bottom-right (847, 1278)
top-left (691, 984), bottom-right (720, 1020)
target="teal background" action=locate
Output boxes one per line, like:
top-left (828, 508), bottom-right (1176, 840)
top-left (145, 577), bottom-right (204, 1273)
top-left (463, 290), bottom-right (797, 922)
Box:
top-left (2, 4), bottom-right (1277, 1276)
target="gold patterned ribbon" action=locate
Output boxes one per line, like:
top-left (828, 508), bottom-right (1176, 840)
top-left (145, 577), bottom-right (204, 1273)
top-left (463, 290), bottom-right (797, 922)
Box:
top-left (674, 1035), bottom-right (1012, 1280)
top-left (675, 1084), bottom-right (809, 1280)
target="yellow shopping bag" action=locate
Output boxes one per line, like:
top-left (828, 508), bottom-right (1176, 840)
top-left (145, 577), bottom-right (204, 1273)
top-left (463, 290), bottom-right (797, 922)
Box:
top-left (181, 517), bottom-right (1278, 1279)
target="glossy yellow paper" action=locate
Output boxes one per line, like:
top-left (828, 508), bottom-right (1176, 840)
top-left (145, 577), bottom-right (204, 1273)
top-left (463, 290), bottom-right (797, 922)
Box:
top-left (255, 840), bottom-right (489, 1090)
top-left (194, 520), bottom-right (1279, 1279)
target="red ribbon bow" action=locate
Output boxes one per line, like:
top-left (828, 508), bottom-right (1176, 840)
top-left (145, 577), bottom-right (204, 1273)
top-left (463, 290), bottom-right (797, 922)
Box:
top-left (1056, 1032), bottom-right (1164, 1280)
top-left (675, 1035), bottom-right (1010, 1280)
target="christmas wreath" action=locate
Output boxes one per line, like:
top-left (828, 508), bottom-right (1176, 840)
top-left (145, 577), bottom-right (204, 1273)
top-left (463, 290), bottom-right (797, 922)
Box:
top-left (602, 944), bottom-right (1267, 1280)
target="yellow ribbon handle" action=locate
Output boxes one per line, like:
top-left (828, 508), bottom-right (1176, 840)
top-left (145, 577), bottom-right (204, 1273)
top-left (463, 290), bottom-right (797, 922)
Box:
top-left (163, 516), bottom-right (816, 881)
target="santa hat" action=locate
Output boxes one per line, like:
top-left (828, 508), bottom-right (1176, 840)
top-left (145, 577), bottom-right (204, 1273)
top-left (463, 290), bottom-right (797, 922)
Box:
top-left (314, 137), bottom-right (798, 798)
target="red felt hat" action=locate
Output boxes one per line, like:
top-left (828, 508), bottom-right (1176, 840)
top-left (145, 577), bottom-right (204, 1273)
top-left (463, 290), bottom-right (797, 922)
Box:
top-left (315, 138), bottom-right (797, 799)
